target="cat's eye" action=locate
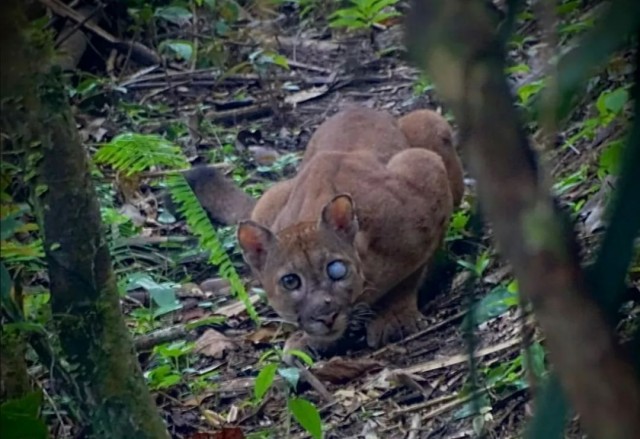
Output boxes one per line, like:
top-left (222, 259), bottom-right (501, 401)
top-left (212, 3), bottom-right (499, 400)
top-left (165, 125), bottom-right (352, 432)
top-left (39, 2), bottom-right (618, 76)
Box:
top-left (327, 260), bottom-right (348, 281)
top-left (280, 273), bottom-right (301, 290)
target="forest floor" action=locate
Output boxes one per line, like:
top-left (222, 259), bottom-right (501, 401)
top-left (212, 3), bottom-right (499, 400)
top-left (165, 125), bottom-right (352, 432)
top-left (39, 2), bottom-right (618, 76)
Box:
top-left (36, 1), bottom-right (639, 438)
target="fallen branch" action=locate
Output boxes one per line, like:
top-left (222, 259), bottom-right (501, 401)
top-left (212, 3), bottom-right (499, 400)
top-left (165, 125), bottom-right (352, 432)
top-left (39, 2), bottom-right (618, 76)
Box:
top-left (39, 0), bottom-right (160, 65)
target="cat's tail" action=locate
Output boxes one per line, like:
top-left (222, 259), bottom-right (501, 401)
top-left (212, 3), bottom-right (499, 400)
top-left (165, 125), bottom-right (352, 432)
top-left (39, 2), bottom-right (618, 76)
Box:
top-left (398, 110), bottom-right (465, 207)
top-left (165, 165), bottom-right (256, 226)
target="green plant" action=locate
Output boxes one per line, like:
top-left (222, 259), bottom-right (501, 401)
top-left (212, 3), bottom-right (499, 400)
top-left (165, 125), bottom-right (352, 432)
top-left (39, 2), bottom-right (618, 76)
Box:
top-left (256, 152), bottom-right (301, 177)
top-left (563, 86), bottom-right (629, 152)
top-left (329, 0), bottom-right (400, 31)
top-left (464, 280), bottom-right (519, 328)
top-left (457, 250), bottom-right (492, 278)
top-left (446, 209), bottom-right (470, 242)
top-left (0, 391), bottom-right (48, 439)
top-left (95, 133), bottom-right (189, 176)
top-left (253, 348), bottom-right (322, 438)
top-left (166, 174), bottom-right (259, 321)
top-left (412, 73), bottom-right (434, 96)
top-left (145, 341), bottom-right (196, 390)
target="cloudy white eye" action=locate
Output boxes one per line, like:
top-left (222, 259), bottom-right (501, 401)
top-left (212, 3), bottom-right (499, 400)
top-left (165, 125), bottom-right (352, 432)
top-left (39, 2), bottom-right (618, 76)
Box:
top-left (280, 273), bottom-right (301, 290)
top-left (326, 260), bottom-right (348, 281)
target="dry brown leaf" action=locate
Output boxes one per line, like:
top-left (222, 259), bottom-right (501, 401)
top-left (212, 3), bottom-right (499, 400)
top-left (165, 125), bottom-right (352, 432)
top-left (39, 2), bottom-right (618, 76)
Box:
top-left (195, 329), bottom-right (238, 359)
top-left (313, 357), bottom-right (384, 384)
top-left (245, 324), bottom-right (281, 344)
top-left (249, 146), bottom-right (280, 166)
top-left (199, 278), bottom-right (231, 294)
top-left (214, 295), bottom-right (261, 318)
top-left (179, 306), bottom-right (206, 323)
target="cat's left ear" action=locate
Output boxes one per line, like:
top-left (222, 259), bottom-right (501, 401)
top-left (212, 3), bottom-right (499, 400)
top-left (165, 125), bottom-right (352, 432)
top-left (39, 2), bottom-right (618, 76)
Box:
top-left (319, 194), bottom-right (358, 242)
top-left (237, 220), bottom-right (276, 272)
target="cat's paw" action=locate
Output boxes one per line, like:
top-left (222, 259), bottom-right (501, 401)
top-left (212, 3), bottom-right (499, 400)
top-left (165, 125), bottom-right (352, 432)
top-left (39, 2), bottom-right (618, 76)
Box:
top-left (366, 308), bottom-right (422, 348)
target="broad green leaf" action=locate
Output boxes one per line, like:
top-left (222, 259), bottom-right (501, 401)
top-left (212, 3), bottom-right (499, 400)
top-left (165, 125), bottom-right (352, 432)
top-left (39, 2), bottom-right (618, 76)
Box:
top-left (288, 397), bottom-right (323, 439)
top-left (0, 392), bottom-right (48, 438)
top-left (466, 285), bottom-right (518, 326)
top-left (278, 367), bottom-right (301, 389)
top-left (286, 349), bottom-right (314, 366)
top-left (254, 363), bottom-right (278, 401)
top-left (154, 6), bottom-right (192, 25)
top-left (598, 139), bottom-right (624, 177)
top-left (1, 391), bottom-right (42, 418)
top-left (597, 88), bottom-right (629, 116)
top-left (160, 40), bottom-right (194, 62)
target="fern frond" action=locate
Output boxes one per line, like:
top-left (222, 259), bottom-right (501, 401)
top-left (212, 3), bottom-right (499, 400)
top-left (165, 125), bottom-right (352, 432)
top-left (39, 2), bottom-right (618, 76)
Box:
top-left (165, 174), bottom-right (259, 322)
top-left (95, 133), bottom-right (189, 176)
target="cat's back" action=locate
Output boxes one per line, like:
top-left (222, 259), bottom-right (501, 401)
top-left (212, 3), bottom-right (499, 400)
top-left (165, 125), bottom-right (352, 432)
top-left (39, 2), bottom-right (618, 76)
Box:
top-left (300, 106), bottom-right (410, 166)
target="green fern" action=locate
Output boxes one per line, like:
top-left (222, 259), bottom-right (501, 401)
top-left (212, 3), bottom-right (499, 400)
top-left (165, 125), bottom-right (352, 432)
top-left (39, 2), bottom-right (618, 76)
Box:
top-left (95, 133), bottom-right (189, 176)
top-left (166, 174), bottom-right (259, 322)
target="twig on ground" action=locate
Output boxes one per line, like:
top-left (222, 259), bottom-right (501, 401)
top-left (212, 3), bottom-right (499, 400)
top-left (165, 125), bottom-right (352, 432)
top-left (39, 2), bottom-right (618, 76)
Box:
top-left (371, 310), bottom-right (466, 357)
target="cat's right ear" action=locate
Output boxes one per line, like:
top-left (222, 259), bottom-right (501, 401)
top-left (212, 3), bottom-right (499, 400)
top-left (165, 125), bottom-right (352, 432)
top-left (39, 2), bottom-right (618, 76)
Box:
top-left (319, 194), bottom-right (358, 243)
top-left (237, 221), bottom-right (276, 272)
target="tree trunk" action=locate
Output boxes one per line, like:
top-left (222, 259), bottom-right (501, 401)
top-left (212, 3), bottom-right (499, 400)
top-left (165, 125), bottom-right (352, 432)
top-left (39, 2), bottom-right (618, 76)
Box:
top-left (0, 2), bottom-right (170, 437)
top-left (405, 2), bottom-right (640, 439)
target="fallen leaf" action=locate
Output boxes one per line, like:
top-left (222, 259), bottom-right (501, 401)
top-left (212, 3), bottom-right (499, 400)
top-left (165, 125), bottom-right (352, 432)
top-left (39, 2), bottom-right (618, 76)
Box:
top-left (179, 306), bottom-right (206, 323)
top-left (195, 329), bottom-right (238, 359)
top-left (245, 324), bottom-right (281, 344)
top-left (215, 428), bottom-right (244, 439)
top-left (313, 357), bottom-right (384, 384)
top-left (214, 294), bottom-right (261, 318)
top-left (177, 283), bottom-right (206, 298)
top-left (249, 146), bottom-right (280, 166)
top-left (284, 86), bottom-right (330, 106)
top-left (200, 278), bottom-right (231, 294)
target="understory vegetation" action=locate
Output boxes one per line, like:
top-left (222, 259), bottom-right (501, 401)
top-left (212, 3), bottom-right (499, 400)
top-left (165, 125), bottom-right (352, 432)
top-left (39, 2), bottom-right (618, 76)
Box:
top-left (1, 0), bottom-right (638, 438)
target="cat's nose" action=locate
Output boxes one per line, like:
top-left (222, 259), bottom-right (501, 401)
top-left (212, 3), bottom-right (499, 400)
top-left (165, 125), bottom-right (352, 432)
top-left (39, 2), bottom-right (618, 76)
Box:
top-left (315, 311), bottom-right (338, 327)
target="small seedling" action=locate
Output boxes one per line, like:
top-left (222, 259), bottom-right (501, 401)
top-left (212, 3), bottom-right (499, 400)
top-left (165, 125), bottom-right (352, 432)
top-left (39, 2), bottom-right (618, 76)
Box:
top-left (253, 348), bottom-right (322, 438)
top-left (329, 0), bottom-right (400, 31)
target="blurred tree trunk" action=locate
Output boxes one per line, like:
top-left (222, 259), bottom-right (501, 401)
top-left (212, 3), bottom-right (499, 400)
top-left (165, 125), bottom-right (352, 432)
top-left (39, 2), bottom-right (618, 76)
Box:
top-left (0, 2), bottom-right (170, 438)
top-left (0, 329), bottom-right (31, 400)
top-left (405, 1), bottom-right (640, 439)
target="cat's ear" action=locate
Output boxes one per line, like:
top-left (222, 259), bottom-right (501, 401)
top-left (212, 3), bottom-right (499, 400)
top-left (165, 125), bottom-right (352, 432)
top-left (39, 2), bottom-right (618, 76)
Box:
top-left (237, 221), bottom-right (277, 272)
top-left (319, 194), bottom-right (358, 242)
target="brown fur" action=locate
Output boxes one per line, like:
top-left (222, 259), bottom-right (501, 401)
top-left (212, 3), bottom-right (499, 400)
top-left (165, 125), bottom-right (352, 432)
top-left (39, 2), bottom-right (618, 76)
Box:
top-left (236, 106), bottom-right (464, 356)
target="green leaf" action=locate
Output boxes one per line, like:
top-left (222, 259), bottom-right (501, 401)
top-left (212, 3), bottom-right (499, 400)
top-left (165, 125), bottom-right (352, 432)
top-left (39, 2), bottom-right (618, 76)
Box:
top-left (0, 392), bottom-right (48, 439)
top-left (254, 363), bottom-right (278, 401)
top-left (286, 349), bottom-right (314, 366)
top-left (288, 397), bottom-right (323, 439)
top-left (95, 133), bottom-right (188, 176)
top-left (598, 139), bottom-right (624, 177)
top-left (160, 40), bottom-right (194, 62)
top-left (466, 284), bottom-right (518, 326)
top-left (604, 88), bottom-right (629, 114)
top-left (154, 6), bottom-right (193, 25)
top-left (278, 367), bottom-right (301, 389)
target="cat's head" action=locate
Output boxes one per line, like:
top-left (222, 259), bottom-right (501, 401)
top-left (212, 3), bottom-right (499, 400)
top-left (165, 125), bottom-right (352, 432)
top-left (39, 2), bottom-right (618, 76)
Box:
top-left (237, 194), bottom-right (364, 342)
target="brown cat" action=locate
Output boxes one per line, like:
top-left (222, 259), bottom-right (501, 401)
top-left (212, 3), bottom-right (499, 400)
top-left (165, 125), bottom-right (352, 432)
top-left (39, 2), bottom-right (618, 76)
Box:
top-left (181, 106), bottom-right (464, 357)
